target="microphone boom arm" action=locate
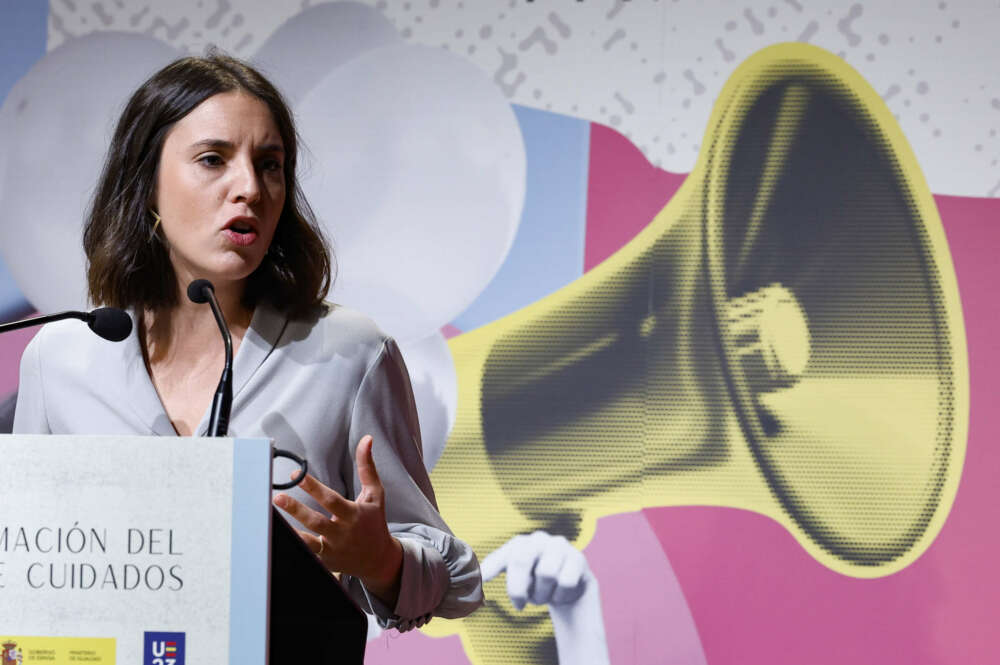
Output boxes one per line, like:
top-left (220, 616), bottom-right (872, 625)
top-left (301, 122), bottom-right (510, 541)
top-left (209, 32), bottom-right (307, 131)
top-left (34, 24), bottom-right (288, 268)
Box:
top-left (0, 311), bottom-right (86, 334)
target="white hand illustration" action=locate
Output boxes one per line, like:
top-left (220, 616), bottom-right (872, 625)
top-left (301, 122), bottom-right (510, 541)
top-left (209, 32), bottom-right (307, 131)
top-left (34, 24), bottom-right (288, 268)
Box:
top-left (482, 530), bottom-right (611, 665)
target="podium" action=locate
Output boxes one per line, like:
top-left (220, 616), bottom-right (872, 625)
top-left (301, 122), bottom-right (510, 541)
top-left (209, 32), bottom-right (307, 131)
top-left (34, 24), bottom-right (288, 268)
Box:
top-left (0, 435), bottom-right (367, 664)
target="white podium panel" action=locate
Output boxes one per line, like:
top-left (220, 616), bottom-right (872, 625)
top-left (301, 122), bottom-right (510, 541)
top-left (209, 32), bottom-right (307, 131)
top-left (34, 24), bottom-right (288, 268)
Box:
top-left (0, 435), bottom-right (272, 665)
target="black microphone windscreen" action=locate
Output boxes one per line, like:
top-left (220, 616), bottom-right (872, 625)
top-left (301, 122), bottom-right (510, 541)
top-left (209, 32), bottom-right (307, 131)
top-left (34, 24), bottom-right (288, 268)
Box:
top-left (187, 279), bottom-right (214, 304)
top-left (87, 307), bottom-right (133, 342)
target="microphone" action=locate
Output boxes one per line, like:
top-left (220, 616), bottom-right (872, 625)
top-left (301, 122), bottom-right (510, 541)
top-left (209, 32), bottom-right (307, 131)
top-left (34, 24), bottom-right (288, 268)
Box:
top-left (0, 307), bottom-right (132, 342)
top-left (87, 307), bottom-right (133, 342)
top-left (186, 279), bottom-right (233, 437)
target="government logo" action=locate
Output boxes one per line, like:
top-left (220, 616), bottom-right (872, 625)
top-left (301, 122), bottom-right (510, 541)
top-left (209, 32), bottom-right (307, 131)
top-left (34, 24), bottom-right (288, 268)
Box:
top-left (143, 631), bottom-right (184, 665)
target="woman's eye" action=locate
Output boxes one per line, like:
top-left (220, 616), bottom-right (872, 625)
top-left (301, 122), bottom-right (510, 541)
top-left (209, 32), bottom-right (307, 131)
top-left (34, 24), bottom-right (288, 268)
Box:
top-left (261, 158), bottom-right (283, 173)
top-left (198, 154), bottom-right (224, 167)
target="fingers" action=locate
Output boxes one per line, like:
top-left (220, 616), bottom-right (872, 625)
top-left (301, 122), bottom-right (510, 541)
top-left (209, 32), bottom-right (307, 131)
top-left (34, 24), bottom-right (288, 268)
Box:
top-left (505, 545), bottom-right (534, 611)
top-left (355, 435), bottom-right (384, 504)
top-left (503, 532), bottom-right (561, 610)
top-left (486, 531), bottom-right (590, 610)
top-left (279, 436), bottom-right (382, 516)
top-left (481, 539), bottom-right (514, 582)
top-left (297, 529), bottom-right (324, 556)
top-left (294, 472), bottom-right (353, 518)
top-left (273, 492), bottom-right (338, 537)
top-left (551, 549), bottom-right (587, 605)
top-left (280, 435), bottom-right (382, 515)
top-left (530, 541), bottom-right (564, 605)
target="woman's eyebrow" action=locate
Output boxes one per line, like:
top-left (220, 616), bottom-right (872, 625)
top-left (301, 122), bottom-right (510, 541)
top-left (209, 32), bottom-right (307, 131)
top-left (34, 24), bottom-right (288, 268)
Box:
top-left (189, 138), bottom-right (284, 154)
top-left (257, 143), bottom-right (285, 154)
top-left (190, 138), bottom-right (234, 151)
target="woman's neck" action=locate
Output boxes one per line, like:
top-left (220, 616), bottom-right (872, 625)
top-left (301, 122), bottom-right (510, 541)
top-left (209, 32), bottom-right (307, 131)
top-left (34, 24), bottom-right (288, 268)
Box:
top-left (143, 280), bottom-right (253, 367)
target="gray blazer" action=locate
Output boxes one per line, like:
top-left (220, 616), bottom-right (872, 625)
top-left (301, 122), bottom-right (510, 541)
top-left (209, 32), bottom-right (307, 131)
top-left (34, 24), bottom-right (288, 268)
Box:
top-left (13, 302), bottom-right (483, 630)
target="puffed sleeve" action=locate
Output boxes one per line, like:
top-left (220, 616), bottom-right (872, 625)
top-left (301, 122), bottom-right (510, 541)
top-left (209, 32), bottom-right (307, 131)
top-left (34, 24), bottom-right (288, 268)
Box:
top-left (13, 330), bottom-right (51, 434)
top-left (340, 338), bottom-right (483, 630)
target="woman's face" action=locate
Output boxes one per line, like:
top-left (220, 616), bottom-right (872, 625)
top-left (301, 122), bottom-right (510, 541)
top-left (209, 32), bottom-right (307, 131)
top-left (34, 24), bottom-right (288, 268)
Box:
top-left (153, 90), bottom-right (286, 294)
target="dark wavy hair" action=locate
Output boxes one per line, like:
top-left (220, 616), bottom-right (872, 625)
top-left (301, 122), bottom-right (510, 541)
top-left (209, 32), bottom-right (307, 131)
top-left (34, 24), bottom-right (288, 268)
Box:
top-left (83, 51), bottom-right (331, 317)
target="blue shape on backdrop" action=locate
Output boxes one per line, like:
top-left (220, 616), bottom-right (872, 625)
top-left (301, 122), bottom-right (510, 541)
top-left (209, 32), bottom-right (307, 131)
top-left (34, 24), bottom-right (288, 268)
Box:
top-left (0, 0), bottom-right (47, 321)
top-left (0, 0), bottom-right (46, 103)
top-left (450, 105), bottom-right (590, 332)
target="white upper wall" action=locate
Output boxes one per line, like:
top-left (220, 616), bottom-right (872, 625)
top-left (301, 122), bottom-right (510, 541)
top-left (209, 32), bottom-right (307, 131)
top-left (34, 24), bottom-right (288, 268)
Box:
top-left (48, 0), bottom-right (1000, 197)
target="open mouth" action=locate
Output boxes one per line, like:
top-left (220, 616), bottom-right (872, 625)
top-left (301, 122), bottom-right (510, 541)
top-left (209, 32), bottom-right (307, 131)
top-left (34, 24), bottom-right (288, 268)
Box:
top-left (223, 219), bottom-right (259, 246)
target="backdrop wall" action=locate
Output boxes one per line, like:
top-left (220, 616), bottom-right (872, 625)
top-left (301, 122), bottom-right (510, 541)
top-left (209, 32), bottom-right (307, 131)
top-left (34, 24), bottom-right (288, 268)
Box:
top-left (1, 2), bottom-right (998, 664)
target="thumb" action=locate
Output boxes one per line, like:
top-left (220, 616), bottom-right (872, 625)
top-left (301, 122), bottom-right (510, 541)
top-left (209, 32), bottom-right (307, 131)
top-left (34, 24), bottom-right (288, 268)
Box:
top-left (481, 539), bottom-right (514, 582)
top-left (356, 435), bottom-right (383, 499)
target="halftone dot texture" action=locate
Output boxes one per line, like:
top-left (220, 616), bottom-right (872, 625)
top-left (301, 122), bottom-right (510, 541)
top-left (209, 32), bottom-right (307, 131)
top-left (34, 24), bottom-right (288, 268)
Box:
top-left (430, 43), bottom-right (966, 665)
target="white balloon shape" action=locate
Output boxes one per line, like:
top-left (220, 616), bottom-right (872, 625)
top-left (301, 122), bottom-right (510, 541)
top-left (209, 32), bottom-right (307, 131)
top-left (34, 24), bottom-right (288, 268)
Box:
top-left (297, 43), bottom-right (526, 343)
top-left (253, 1), bottom-right (399, 104)
top-left (397, 331), bottom-right (458, 473)
top-left (0, 33), bottom-right (180, 313)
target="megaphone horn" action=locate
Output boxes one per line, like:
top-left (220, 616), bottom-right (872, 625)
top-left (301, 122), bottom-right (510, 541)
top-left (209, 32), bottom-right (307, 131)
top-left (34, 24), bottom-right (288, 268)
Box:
top-left (427, 43), bottom-right (968, 665)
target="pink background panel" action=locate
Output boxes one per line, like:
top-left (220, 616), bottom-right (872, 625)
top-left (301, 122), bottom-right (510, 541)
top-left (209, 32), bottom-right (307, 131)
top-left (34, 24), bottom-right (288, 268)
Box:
top-left (583, 123), bottom-right (1000, 664)
top-left (640, 196), bottom-right (1000, 664)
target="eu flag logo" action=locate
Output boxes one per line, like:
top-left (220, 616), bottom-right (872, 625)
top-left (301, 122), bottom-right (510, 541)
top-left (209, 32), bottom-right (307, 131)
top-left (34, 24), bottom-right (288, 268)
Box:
top-left (143, 631), bottom-right (185, 665)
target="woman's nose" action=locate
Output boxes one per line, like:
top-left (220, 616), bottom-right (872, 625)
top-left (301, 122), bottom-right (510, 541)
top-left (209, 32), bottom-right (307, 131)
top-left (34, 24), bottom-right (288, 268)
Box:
top-left (231, 158), bottom-right (262, 204)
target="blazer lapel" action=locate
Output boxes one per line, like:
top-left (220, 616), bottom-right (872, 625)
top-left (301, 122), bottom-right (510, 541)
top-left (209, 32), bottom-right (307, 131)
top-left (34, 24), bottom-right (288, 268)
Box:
top-left (120, 305), bottom-right (289, 437)
top-left (119, 313), bottom-right (178, 436)
top-left (233, 302), bottom-right (288, 399)
top-left (192, 303), bottom-right (289, 436)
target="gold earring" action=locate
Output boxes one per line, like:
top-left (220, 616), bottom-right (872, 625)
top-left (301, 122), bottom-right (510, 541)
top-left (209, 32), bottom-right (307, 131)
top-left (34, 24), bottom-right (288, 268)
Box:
top-left (149, 209), bottom-right (162, 238)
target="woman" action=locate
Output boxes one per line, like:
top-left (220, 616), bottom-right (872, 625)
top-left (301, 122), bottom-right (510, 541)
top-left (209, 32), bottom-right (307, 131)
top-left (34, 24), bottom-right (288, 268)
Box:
top-left (13, 53), bottom-right (482, 631)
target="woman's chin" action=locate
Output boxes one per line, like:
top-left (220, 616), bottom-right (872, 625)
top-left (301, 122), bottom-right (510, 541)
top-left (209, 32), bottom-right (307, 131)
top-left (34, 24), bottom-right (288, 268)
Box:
top-left (174, 256), bottom-right (265, 292)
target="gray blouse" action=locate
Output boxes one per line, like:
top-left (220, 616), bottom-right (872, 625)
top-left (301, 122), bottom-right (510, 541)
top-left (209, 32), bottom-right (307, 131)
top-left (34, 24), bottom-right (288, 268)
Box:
top-left (13, 302), bottom-right (483, 630)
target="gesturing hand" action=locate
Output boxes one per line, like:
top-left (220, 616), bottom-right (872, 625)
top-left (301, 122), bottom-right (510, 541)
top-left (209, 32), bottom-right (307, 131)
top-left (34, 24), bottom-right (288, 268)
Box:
top-left (273, 435), bottom-right (403, 604)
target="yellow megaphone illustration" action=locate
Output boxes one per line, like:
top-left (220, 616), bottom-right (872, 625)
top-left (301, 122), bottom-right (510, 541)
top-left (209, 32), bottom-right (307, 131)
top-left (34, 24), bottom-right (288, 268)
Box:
top-left (425, 43), bottom-right (968, 665)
